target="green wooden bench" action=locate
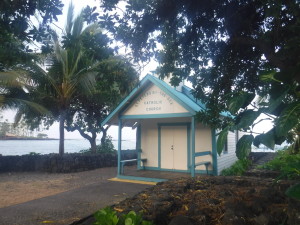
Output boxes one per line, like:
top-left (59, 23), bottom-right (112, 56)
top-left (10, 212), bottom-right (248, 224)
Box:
top-left (120, 158), bottom-right (147, 174)
top-left (193, 151), bottom-right (212, 175)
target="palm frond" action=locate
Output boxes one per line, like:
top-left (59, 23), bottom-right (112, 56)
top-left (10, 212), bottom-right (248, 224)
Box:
top-left (69, 49), bottom-right (83, 77)
top-left (13, 108), bottom-right (23, 125)
top-left (72, 12), bottom-right (84, 39)
top-left (74, 71), bottom-right (97, 95)
top-left (1, 98), bottom-right (50, 115)
top-left (65, 2), bottom-right (75, 35)
top-left (0, 71), bottom-right (29, 88)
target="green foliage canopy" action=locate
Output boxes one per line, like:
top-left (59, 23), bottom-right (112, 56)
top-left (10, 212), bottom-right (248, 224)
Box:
top-left (17, 4), bottom-right (101, 155)
top-left (17, 4), bottom-right (138, 154)
top-left (100, 0), bottom-right (300, 157)
top-left (0, 0), bottom-right (63, 112)
top-left (0, 0), bottom-right (63, 69)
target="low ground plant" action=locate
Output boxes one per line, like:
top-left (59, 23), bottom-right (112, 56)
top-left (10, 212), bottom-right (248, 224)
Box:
top-left (259, 150), bottom-right (300, 180)
top-left (221, 159), bottom-right (252, 176)
top-left (260, 149), bottom-right (300, 200)
top-left (94, 207), bottom-right (153, 225)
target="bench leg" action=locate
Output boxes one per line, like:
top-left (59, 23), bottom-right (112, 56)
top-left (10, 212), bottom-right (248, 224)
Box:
top-left (205, 164), bottom-right (209, 175)
top-left (137, 160), bottom-right (146, 170)
top-left (141, 161), bottom-right (145, 170)
top-left (121, 162), bottom-right (124, 175)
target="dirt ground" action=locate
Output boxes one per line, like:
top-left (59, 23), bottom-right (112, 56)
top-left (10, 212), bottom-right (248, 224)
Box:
top-left (114, 176), bottom-right (300, 225)
top-left (73, 175), bottom-right (300, 225)
top-left (0, 167), bottom-right (116, 208)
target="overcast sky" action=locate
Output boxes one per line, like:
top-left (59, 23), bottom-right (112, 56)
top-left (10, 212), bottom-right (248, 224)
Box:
top-left (1, 0), bottom-right (272, 140)
top-left (1, 0), bottom-right (137, 140)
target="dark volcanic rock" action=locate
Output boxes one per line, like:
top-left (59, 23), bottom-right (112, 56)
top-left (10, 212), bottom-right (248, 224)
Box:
top-left (168, 215), bottom-right (194, 225)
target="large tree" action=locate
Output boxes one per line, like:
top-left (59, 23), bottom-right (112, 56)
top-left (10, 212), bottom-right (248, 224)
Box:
top-left (0, 0), bottom-right (63, 111)
top-left (65, 55), bottom-right (138, 153)
top-left (19, 4), bottom-right (100, 155)
top-left (0, 0), bottom-right (63, 70)
top-left (100, 0), bottom-right (300, 157)
top-left (19, 4), bottom-right (138, 154)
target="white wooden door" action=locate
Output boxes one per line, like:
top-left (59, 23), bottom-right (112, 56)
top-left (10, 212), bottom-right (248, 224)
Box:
top-left (161, 126), bottom-right (187, 170)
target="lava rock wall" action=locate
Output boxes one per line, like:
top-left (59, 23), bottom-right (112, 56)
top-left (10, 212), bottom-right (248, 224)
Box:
top-left (0, 150), bottom-right (137, 173)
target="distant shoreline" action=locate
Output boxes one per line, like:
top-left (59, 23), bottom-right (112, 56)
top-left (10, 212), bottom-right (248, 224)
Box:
top-left (0, 137), bottom-right (59, 141)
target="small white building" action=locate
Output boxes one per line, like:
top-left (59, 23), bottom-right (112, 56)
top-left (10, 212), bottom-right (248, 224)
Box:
top-left (101, 75), bottom-right (239, 182)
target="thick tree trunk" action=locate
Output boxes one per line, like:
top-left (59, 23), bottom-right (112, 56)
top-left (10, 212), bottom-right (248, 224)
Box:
top-left (89, 137), bottom-right (97, 154)
top-left (101, 126), bottom-right (110, 145)
top-left (70, 125), bottom-right (97, 153)
top-left (101, 130), bottom-right (107, 145)
top-left (59, 111), bottom-right (66, 156)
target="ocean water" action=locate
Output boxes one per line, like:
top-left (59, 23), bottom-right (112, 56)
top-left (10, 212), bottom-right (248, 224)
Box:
top-left (0, 139), bottom-right (136, 156)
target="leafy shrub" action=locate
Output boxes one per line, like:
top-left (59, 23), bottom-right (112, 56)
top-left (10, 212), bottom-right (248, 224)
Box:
top-left (80, 136), bottom-right (117, 154)
top-left (260, 150), bottom-right (300, 200)
top-left (260, 150), bottom-right (300, 180)
top-left (221, 159), bottom-right (252, 176)
top-left (94, 207), bottom-right (153, 225)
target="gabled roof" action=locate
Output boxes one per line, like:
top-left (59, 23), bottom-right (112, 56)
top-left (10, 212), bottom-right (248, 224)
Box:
top-left (101, 74), bottom-right (207, 127)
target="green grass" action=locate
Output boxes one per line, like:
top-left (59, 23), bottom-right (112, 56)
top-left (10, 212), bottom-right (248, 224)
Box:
top-left (221, 159), bottom-right (252, 176)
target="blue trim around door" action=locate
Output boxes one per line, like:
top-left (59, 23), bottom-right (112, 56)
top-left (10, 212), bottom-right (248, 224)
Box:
top-left (158, 125), bottom-right (161, 168)
top-left (211, 129), bottom-right (218, 175)
top-left (136, 125), bottom-right (142, 170)
top-left (191, 116), bottom-right (195, 177)
top-left (143, 166), bottom-right (213, 175)
top-left (117, 119), bottom-right (122, 176)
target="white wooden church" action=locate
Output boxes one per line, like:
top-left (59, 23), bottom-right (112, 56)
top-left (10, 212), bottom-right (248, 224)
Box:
top-left (101, 75), bottom-right (239, 182)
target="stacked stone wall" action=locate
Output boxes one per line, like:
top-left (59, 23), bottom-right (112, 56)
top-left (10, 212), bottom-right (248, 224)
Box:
top-left (0, 150), bottom-right (137, 173)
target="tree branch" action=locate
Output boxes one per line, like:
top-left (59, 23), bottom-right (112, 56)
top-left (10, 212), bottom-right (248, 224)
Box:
top-left (250, 103), bottom-right (276, 119)
top-left (230, 36), bottom-right (286, 70)
top-left (66, 125), bottom-right (92, 141)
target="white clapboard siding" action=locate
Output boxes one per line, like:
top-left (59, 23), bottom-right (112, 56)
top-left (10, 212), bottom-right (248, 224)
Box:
top-left (217, 131), bottom-right (238, 175)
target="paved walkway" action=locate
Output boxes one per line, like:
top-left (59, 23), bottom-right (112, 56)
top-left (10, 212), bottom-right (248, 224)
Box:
top-left (0, 176), bottom-right (151, 225)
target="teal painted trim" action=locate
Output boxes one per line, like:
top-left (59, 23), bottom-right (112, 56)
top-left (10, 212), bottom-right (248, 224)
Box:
top-left (117, 119), bottom-right (122, 175)
top-left (101, 75), bottom-right (153, 127)
top-left (148, 76), bottom-right (196, 114)
top-left (182, 86), bottom-right (207, 111)
top-left (143, 166), bottom-right (211, 175)
top-left (195, 169), bottom-right (214, 175)
top-left (191, 117), bottom-right (195, 177)
top-left (121, 113), bottom-right (192, 120)
top-left (187, 124), bottom-right (191, 170)
top-left (144, 166), bottom-right (160, 171)
top-left (118, 82), bottom-right (153, 117)
top-left (101, 74), bottom-right (231, 127)
top-left (194, 151), bottom-right (212, 157)
top-left (117, 175), bottom-right (167, 183)
top-left (101, 74), bottom-right (198, 127)
top-left (144, 167), bottom-right (189, 173)
top-left (158, 125), bottom-right (161, 168)
top-left (211, 129), bottom-right (218, 176)
top-left (136, 125), bottom-right (142, 170)
top-left (157, 122), bottom-right (191, 127)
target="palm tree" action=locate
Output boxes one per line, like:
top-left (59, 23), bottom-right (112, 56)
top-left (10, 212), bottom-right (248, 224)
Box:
top-left (18, 4), bottom-right (99, 155)
top-left (15, 3), bottom-right (138, 155)
top-left (0, 70), bottom-right (48, 115)
top-left (43, 4), bottom-right (99, 155)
